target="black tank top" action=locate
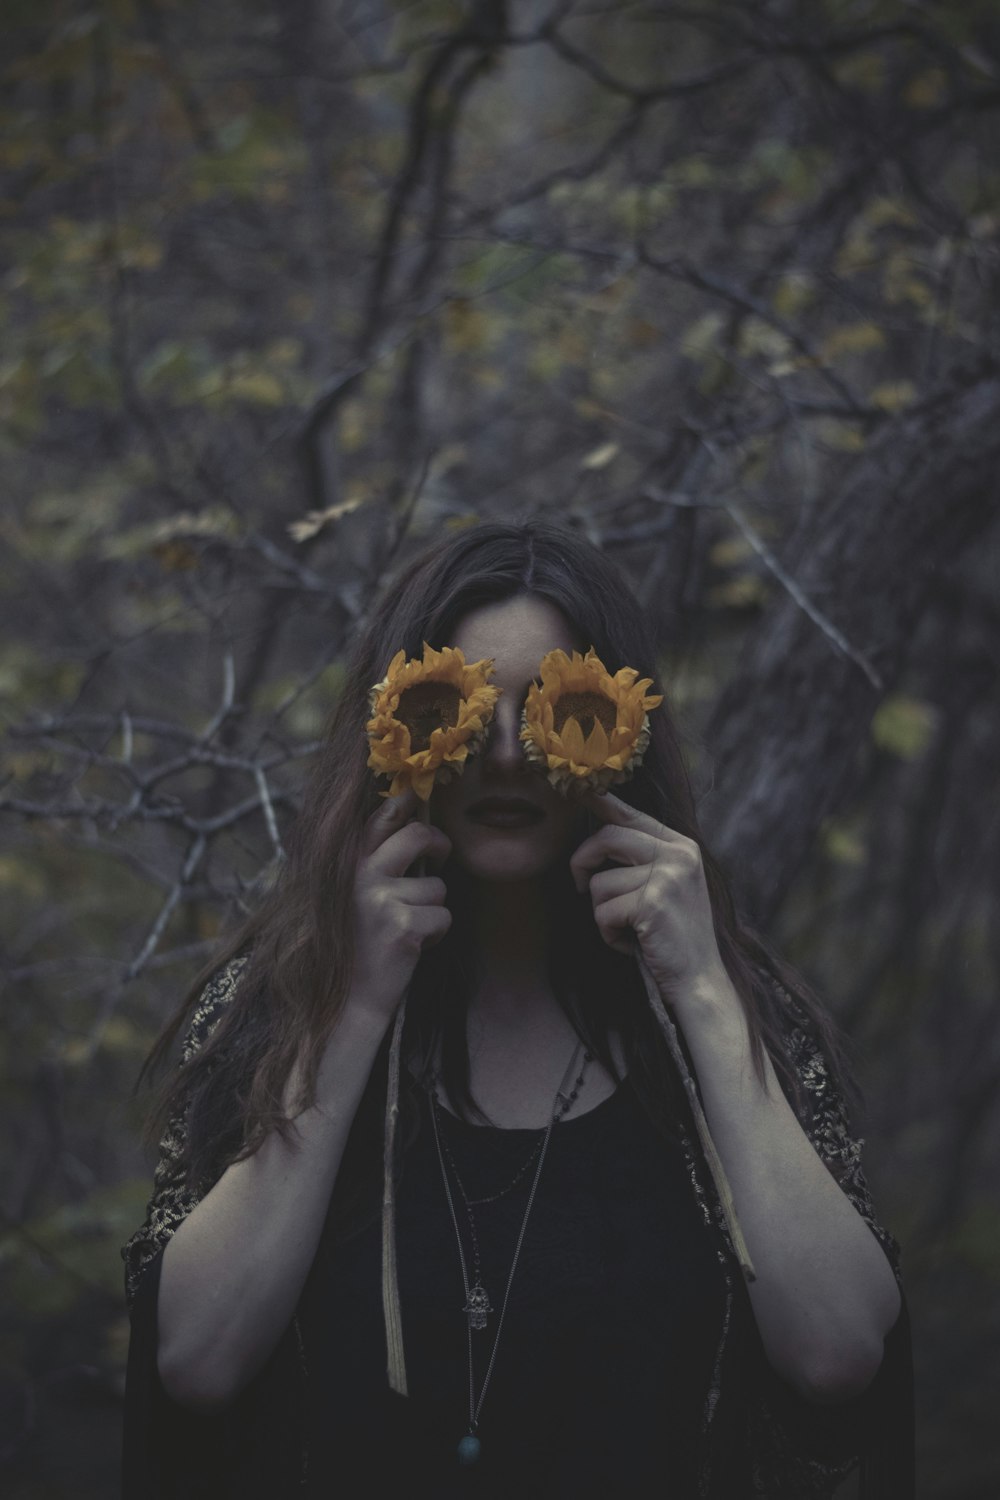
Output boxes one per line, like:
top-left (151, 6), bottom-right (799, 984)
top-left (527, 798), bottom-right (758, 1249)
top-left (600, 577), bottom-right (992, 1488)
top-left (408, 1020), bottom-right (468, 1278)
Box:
top-left (296, 1076), bottom-right (729, 1498)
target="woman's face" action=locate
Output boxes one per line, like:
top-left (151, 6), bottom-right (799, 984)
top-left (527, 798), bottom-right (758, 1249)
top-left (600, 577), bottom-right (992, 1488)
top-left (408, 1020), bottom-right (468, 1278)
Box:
top-left (430, 594), bottom-right (588, 884)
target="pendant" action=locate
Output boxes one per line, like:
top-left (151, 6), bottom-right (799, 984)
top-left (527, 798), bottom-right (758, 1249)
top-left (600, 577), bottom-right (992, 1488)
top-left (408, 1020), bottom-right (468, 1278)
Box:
top-left (463, 1280), bottom-right (492, 1331)
top-left (457, 1433), bottom-right (481, 1465)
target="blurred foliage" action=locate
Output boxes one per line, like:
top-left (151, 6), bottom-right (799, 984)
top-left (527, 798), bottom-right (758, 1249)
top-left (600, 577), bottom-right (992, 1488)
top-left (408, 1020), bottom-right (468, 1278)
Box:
top-left (1, 0), bottom-right (999, 1493)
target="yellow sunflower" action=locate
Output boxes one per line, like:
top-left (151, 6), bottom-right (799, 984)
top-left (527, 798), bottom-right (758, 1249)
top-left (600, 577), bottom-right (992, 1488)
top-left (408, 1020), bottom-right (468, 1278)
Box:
top-left (365, 641), bottom-right (502, 801)
top-left (519, 646), bottom-right (663, 795)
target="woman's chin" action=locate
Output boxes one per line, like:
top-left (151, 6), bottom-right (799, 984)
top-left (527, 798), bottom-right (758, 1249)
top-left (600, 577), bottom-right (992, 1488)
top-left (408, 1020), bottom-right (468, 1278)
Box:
top-left (449, 840), bottom-right (559, 884)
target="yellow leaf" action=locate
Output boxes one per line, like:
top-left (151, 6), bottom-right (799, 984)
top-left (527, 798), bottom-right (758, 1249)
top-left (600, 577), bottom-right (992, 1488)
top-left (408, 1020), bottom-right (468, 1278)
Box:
top-left (832, 52), bottom-right (885, 94)
top-left (287, 492), bottom-right (368, 543)
top-left (581, 442), bottom-right (620, 471)
top-left (869, 382), bottom-right (916, 412)
top-left (59, 1037), bottom-right (92, 1067)
top-left (102, 1016), bottom-right (143, 1054)
top-left (883, 249), bottom-right (932, 307)
top-left (426, 444), bottom-right (467, 482)
top-left (706, 575), bottom-right (769, 609)
top-left (708, 535), bottom-right (755, 567)
top-left (681, 311), bottom-right (725, 362)
top-left (871, 695), bottom-right (938, 759)
top-left (696, 350), bottom-right (733, 397)
top-left (820, 818), bottom-right (867, 867)
top-left (120, 239), bottom-right (163, 271)
top-left (835, 225), bottom-right (878, 277)
top-left (527, 343), bottom-right (564, 382)
top-left (557, 327), bottom-right (588, 365)
top-left (736, 318), bottom-right (791, 360)
top-left (340, 399), bottom-right (366, 453)
top-left (627, 318), bottom-right (661, 349)
top-left (227, 370), bottom-right (285, 405)
top-left (0, 854), bottom-right (46, 898)
top-left (815, 418), bottom-right (866, 451)
top-left (444, 298), bottom-right (490, 354)
top-left (672, 154), bottom-right (715, 187)
top-left (266, 337), bottom-right (304, 366)
top-left (905, 69), bottom-right (947, 109)
top-left (865, 196), bottom-right (918, 230)
top-left (768, 356), bottom-right (812, 377)
top-left (771, 271), bottom-right (815, 319)
top-left (101, 507), bottom-right (239, 560)
top-left (819, 323), bottom-right (886, 361)
top-left (152, 538), bottom-right (199, 571)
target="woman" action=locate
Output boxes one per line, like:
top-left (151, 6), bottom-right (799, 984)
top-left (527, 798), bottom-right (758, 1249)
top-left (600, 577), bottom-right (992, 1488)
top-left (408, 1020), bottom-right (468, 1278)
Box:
top-left (122, 519), bottom-right (913, 1497)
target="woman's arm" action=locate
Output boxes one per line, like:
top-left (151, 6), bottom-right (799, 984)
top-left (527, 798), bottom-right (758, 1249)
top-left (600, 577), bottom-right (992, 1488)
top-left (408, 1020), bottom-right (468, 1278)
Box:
top-left (135, 789), bottom-right (452, 1414)
top-left (568, 787), bottom-right (902, 1404)
top-left (154, 994), bottom-right (391, 1413)
top-left (675, 969), bottom-right (902, 1405)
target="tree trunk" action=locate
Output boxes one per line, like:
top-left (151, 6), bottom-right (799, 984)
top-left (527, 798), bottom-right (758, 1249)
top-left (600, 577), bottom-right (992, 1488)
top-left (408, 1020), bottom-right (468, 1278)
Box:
top-left (699, 372), bottom-right (1000, 927)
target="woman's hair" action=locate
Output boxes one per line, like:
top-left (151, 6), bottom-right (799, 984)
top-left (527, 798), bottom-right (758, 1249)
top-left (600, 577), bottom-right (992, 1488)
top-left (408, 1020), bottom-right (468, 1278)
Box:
top-left (134, 518), bottom-right (863, 1238)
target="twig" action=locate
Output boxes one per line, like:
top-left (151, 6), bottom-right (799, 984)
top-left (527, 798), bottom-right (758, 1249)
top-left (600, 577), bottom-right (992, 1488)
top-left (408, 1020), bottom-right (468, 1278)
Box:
top-left (79, 833), bottom-right (209, 1065)
top-left (200, 652), bottom-right (236, 743)
top-left (721, 498), bottom-right (884, 691)
top-left (254, 764), bottom-right (286, 860)
top-left (124, 833), bottom-right (208, 984)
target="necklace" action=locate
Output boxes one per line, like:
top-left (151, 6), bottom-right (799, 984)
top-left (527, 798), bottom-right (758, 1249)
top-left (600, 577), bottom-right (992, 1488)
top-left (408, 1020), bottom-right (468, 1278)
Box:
top-left (429, 1047), bottom-right (593, 1309)
top-left (427, 1042), bottom-right (593, 1466)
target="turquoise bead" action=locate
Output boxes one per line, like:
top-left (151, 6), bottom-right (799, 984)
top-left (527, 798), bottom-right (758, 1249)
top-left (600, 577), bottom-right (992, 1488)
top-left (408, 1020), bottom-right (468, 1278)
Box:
top-left (457, 1434), bottom-right (481, 1465)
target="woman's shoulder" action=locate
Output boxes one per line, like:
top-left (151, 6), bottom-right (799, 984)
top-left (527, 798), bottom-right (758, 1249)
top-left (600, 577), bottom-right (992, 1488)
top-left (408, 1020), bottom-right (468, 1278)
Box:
top-left (120, 952), bottom-right (251, 1309)
top-left (180, 951), bottom-right (251, 1063)
top-left (745, 954), bottom-right (840, 1090)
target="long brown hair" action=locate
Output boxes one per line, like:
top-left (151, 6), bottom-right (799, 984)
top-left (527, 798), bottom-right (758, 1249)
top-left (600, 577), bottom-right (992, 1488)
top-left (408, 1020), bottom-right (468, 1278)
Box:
top-left (134, 518), bottom-right (863, 1232)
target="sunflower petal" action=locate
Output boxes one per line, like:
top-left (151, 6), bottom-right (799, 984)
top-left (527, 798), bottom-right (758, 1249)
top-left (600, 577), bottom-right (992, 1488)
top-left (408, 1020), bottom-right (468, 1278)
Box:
top-left (582, 717), bottom-right (609, 767)
top-left (519, 644), bottom-right (663, 797)
top-left (366, 645), bottom-right (500, 797)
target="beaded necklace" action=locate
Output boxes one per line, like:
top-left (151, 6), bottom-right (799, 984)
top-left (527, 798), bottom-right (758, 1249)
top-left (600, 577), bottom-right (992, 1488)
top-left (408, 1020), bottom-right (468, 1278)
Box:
top-left (426, 1041), bottom-right (593, 1466)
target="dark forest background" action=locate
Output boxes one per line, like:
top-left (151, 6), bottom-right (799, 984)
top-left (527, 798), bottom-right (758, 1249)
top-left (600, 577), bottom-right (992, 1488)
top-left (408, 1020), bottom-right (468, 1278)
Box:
top-left (1, 0), bottom-right (999, 1494)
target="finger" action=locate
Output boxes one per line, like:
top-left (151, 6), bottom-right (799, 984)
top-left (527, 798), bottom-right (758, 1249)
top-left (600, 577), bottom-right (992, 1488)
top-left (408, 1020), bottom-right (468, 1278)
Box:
top-left (361, 785), bottom-right (420, 857)
top-left (368, 819), bottom-right (451, 878)
top-left (569, 824), bottom-right (658, 889)
top-left (591, 890), bottom-right (639, 955)
top-left (407, 904), bottom-right (452, 948)
top-left (579, 787), bottom-right (676, 840)
top-left (584, 863), bottom-right (646, 903)
top-left (371, 822), bottom-right (449, 876)
top-left (388, 873), bottom-right (448, 907)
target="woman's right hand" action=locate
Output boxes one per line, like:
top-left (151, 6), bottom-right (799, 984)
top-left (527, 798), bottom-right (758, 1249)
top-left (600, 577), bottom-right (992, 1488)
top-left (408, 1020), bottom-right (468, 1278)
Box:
top-left (350, 785), bottom-right (453, 1025)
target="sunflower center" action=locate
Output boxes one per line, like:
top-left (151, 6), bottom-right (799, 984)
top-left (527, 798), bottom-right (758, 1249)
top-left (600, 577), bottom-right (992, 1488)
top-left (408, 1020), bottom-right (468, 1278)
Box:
top-left (553, 690), bottom-right (617, 741)
top-left (396, 681), bottom-right (461, 751)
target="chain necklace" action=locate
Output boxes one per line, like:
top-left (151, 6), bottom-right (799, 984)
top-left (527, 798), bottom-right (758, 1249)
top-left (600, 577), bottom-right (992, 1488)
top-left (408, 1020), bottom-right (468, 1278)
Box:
top-left (427, 1042), bottom-right (593, 1466)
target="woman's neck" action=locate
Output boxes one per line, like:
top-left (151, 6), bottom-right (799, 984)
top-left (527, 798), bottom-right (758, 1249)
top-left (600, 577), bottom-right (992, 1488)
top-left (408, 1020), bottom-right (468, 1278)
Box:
top-left (465, 875), bottom-right (563, 1037)
top-left (432, 875), bottom-right (625, 1127)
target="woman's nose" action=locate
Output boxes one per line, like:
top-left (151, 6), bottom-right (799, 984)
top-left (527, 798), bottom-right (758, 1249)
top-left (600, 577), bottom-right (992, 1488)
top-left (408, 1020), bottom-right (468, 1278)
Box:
top-left (482, 700), bottom-right (525, 769)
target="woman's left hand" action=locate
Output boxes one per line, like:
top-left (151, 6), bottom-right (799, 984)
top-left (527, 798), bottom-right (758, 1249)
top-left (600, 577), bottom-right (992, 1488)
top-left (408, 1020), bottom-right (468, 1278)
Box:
top-left (569, 788), bottom-right (731, 1008)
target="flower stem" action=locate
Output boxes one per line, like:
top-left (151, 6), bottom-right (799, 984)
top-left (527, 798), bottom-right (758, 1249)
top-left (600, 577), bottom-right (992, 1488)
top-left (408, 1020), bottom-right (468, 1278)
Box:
top-left (382, 791), bottom-right (433, 1397)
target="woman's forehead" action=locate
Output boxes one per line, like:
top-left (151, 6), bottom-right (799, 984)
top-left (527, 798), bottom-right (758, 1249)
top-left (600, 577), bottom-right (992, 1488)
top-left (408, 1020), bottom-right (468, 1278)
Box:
top-left (449, 596), bottom-right (582, 672)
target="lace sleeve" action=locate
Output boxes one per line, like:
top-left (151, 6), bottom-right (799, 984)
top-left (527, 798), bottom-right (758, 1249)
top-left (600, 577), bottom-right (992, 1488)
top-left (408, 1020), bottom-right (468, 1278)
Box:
top-left (759, 964), bottom-right (903, 1288)
top-left (738, 962), bottom-right (910, 1498)
top-left (121, 954), bottom-right (249, 1310)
